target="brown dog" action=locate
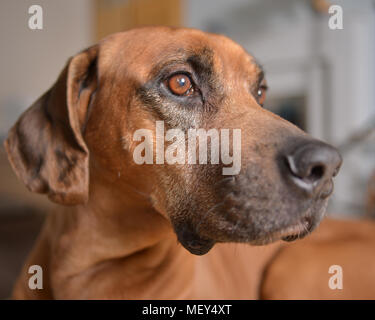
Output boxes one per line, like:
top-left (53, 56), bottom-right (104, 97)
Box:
top-left (4, 27), bottom-right (375, 299)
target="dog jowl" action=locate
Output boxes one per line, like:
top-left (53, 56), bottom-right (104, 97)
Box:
top-left (4, 27), bottom-right (342, 257)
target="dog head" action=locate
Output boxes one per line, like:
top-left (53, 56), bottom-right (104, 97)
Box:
top-left (4, 27), bottom-right (342, 255)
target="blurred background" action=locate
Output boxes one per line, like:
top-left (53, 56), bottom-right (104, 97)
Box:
top-left (0, 0), bottom-right (374, 298)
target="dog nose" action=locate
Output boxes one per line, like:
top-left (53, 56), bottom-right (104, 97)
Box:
top-left (284, 142), bottom-right (342, 196)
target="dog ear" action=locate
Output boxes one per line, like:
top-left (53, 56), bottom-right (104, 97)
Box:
top-left (4, 45), bottom-right (98, 205)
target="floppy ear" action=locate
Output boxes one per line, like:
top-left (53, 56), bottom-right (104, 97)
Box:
top-left (4, 45), bottom-right (98, 205)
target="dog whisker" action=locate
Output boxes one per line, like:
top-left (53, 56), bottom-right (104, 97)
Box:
top-left (214, 176), bottom-right (235, 187)
top-left (195, 201), bottom-right (225, 234)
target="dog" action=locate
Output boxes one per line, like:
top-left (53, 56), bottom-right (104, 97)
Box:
top-left (4, 26), bottom-right (375, 299)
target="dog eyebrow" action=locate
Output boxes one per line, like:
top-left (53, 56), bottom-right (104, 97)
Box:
top-left (147, 48), bottom-right (215, 81)
top-left (254, 61), bottom-right (265, 82)
top-left (247, 60), bottom-right (267, 94)
top-left (186, 48), bottom-right (214, 78)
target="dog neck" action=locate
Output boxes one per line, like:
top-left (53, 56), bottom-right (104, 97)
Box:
top-left (47, 175), bottom-right (195, 298)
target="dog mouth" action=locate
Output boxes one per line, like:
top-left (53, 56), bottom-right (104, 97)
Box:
top-left (173, 169), bottom-right (329, 254)
top-left (174, 202), bottom-right (322, 254)
top-left (177, 214), bottom-right (315, 254)
top-left (247, 216), bottom-right (315, 246)
top-left (270, 216), bottom-right (314, 243)
top-left (280, 216), bottom-right (313, 242)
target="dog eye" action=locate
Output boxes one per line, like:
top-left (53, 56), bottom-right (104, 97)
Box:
top-left (167, 74), bottom-right (194, 96)
top-left (256, 84), bottom-right (267, 107)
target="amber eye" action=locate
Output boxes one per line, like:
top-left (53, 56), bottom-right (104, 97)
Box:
top-left (257, 86), bottom-right (267, 106)
top-left (255, 79), bottom-right (267, 107)
top-left (167, 74), bottom-right (193, 96)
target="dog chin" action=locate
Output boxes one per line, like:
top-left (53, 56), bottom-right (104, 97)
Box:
top-left (181, 239), bottom-right (215, 256)
top-left (174, 221), bottom-right (216, 255)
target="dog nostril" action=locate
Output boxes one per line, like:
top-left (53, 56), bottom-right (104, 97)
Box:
top-left (285, 156), bottom-right (325, 183)
top-left (306, 165), bottom-right (325, 183)
top-left (285, 157), bottom-right (325, 185)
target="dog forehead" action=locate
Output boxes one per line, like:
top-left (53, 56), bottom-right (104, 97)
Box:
top-left (98, 27), bottom-right (257, 80)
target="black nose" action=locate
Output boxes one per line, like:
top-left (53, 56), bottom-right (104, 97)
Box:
top-left (284, 141), bottom-right (342, 197)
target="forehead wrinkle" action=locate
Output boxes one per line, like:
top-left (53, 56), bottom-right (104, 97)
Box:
top-left (146, 46), bottom-right (215, 80)
top-left (148, 56), bottom-right (191, 80)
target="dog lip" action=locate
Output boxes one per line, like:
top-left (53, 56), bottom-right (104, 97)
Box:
top-left (280, 217), bottom-right (312, 242)
top-left (250, 218), bottom-right (313, 245)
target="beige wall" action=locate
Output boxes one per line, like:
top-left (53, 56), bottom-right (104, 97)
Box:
top-left (0, 0), bottom-right (94, 137)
